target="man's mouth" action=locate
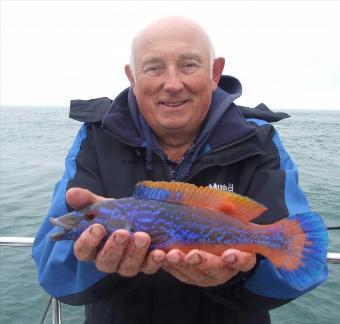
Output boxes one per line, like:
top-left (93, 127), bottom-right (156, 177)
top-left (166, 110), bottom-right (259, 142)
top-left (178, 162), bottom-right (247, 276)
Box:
top-left (159, 99), bottom-right (189, 107)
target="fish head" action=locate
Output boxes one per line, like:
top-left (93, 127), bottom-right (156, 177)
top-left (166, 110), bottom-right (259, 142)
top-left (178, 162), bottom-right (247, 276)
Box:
top-left (50, 203), bottom-right (102, 241)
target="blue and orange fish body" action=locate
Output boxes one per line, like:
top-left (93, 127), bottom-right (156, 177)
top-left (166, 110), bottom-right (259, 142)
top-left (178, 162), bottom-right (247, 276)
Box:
top-left (50, 181), bottom-right (328, 290)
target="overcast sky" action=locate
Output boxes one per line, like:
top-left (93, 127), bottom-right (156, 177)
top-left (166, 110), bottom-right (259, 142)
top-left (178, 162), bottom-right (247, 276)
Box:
top-left (1, 0), bottom-right (340, 110)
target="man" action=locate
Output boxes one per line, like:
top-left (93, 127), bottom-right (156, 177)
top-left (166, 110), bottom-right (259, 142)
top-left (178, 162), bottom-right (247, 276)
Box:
top-left (33, 16), bottom-right (328, 324)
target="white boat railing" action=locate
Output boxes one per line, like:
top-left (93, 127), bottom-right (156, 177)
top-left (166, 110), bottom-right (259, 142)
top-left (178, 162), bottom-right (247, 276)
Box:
top-left (1, 235), bottom-right (340, 323)
top-left (0, 236), bottom-right (35, 246)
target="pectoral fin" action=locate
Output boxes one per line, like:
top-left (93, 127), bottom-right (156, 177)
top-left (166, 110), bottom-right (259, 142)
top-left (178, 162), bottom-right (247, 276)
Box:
top-left (147, 228), bottom-right (172, 249)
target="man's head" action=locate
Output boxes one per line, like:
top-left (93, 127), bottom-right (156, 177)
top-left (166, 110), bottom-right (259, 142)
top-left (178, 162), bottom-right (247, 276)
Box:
top-left (125, 16), bottom-right (225, 141)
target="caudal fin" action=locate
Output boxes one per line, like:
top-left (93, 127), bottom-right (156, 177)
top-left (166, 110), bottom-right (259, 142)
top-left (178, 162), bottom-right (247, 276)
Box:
top-left (260, 212), bottom-right (328, 290)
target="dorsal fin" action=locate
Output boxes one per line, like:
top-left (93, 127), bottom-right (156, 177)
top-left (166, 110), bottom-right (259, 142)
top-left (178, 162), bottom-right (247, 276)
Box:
top-left (133, 181), bottom-right (267, 222)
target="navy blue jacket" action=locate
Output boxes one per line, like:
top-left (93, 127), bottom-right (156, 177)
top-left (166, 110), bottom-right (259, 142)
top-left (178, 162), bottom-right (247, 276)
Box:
top-left (32, 76), bottom-right (327, 324)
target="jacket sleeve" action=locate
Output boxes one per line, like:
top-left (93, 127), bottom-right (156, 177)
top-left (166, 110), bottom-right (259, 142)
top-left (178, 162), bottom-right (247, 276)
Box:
top-left (32, 123), bottom-right (132, 302)
top-left (204, 119), bottom-right (328, 312)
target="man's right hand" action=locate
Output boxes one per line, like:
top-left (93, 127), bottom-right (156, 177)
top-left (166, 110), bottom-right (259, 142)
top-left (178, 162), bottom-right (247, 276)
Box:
top-left (66, 187), bottom-right (166, 276)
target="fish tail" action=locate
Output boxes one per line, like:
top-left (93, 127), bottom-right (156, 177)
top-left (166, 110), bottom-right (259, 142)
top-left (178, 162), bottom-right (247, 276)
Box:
top-left (256, 212), bottom-right (328, 289)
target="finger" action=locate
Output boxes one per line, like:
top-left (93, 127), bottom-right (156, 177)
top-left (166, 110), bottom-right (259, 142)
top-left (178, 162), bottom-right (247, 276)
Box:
top-left (95, 229), bottom-right (130, 273)
top-left (66, 187), bottom-right (106, 210)
top-left (166, 249), bottom-right (184, 263)
top-left (222, 249), bottom-right (256, 272)
top-left (74, 224), bottom-right (106, 261)
top-left (166, 249), bottom-right (191, 271)
top-left (165, 250), bottom-right (208, 284)
top-left (117, 232), bottom-right (150, 277)
top-left (141, 249), bottom-right (166, 274)
top-left (186, 250), bottom-right (238, 285)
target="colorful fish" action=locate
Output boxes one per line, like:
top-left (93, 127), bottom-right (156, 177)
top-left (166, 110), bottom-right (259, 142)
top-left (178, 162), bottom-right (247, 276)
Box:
top-left (50, 181), bottom-right (328, 290)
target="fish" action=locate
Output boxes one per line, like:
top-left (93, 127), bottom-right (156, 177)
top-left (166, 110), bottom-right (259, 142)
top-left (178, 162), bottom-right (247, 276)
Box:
top-left (50, 181), bottom-right (328, 290)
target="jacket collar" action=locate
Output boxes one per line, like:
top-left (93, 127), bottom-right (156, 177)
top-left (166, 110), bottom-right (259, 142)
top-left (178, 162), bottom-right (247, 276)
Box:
top-left (101, 75), bottom-right (255, 152)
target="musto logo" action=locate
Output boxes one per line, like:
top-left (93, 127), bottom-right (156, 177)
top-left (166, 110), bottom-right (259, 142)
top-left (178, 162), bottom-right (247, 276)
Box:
top-left (208, 183), bottom-right (234, 192)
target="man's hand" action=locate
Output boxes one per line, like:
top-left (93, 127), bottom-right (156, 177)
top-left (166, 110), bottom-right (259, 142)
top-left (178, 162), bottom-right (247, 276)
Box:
top-left (66, 188), bottom-right (166, 276)
top-left (162, 249), bottom-right (256, 287)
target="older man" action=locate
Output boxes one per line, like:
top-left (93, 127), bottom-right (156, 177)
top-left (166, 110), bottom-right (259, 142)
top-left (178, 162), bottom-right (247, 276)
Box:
top-left (33, 17), bottom-right (327, 324)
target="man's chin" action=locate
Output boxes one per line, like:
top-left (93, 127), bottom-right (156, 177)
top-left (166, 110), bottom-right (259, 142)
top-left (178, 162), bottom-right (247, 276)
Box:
top-left (159, 121), bottom-right (191, 132)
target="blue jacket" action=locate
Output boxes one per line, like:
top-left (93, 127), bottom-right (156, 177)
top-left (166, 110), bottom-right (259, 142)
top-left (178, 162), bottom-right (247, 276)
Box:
top-left (32, 76), bottom-right (328, 324)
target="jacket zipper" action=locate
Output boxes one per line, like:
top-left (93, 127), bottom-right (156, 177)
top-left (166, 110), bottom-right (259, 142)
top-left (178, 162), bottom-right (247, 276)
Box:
top-left (152, 150), bottom-right (172, 181)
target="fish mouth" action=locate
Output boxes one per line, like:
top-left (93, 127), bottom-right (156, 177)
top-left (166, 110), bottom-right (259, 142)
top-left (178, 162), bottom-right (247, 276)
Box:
top-left (50, 217), bottom-right (74, 231)
top-left (50, 217), bottom-right (73, 241)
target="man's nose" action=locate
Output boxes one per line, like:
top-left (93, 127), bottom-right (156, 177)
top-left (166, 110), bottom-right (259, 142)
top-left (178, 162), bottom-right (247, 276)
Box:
top-left (163, 67), bottom-right (184, 93)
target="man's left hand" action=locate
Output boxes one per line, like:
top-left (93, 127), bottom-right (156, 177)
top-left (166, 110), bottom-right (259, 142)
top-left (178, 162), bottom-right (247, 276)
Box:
top-left (162, 249), bottom-right (256, 287)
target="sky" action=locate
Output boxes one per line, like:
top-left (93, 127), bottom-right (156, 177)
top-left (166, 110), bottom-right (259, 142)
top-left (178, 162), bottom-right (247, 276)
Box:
top-left (1, 0), bottom-right (340, 110)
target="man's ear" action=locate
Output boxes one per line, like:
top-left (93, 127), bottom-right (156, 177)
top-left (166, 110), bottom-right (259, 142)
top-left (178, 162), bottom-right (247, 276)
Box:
top-left (124, 64), bottom-right (136, 89)
top-left (211, 57), bottom-right (225, 90)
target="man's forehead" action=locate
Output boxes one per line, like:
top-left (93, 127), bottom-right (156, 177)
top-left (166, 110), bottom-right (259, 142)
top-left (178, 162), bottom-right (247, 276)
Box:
top-left (136, 31), bottom-right (208, 51)
top-left (140, 51), bottom-right (204, 65)
top-left (134, 34), bottom-right (211, 66)
top-left (130, 17), bottom-right (214, 71)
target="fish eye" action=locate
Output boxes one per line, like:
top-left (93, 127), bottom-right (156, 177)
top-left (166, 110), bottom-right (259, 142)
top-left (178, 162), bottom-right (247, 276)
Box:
top-left (85, 210), bottom-right (97, 221)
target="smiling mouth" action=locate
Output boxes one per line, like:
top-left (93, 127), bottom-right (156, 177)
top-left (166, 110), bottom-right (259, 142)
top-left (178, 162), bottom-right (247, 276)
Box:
top-left (159, 99), bottom-right (189, 107)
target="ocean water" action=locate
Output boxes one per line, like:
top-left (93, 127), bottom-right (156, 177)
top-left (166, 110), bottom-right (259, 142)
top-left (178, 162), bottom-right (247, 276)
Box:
top-left (0, 106), bottom-right (339, 323)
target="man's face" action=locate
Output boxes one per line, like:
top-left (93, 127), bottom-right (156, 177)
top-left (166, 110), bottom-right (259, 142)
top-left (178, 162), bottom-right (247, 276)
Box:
top-left (126, 27), bottom-right (224, 137)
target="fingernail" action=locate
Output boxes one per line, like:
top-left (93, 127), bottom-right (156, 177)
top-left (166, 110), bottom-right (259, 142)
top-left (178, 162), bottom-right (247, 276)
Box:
top-left (188, 253), bottom-right (202, 265)
top-left (90, 225), bottom-right (104, 238)
top-left (134, 236), bottom-right (148, 249)
top-left (168, 252), bottom-right (181, 263)
top-left (224, 254), bottom-right (236, 264)
top-left (114, 233), bottom-right (128, 246)
top-left (152, 253), bottom-right (164, 263)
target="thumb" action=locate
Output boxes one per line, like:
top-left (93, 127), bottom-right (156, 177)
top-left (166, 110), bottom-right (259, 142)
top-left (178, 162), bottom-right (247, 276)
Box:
top-left (66, 187), bottom-right (106, 210)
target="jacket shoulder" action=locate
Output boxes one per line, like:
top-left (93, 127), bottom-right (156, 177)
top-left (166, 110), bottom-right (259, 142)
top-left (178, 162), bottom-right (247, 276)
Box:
top-left (69, 97), bottom-right (113, 122)
top-left (238, 103), bottom-right (290, 123)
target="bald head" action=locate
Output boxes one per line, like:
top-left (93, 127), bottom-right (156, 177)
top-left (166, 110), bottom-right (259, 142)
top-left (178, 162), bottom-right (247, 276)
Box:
top-left (129, 16), bottom-right (215, 75)
top-left (123, 16), bottom-right (225, 149)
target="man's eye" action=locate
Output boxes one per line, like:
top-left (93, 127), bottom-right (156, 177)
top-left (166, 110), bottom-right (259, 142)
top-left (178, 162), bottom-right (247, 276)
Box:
top-left (146, 66), bottom-right (159, 71)
top-left (181, 62), bottom-right (199, 73)
top-left (144, 66), bottom-right (163, 75)
top-left (183, 62), bottom-right (197, 67)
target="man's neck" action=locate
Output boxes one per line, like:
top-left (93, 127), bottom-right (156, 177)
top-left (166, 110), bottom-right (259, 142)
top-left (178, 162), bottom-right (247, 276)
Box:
top-left (158, 136), bottom-right (195, 162)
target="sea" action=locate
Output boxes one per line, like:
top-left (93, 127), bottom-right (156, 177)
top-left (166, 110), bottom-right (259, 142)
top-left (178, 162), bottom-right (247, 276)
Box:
top-left (0, 105), bottom-right (339, 323)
